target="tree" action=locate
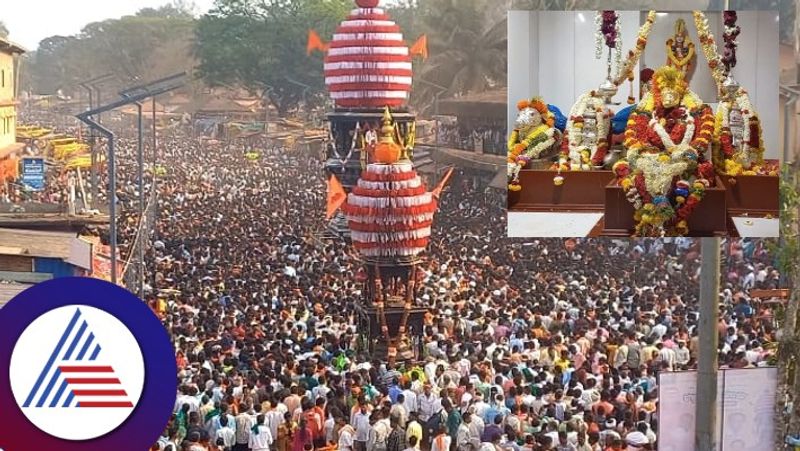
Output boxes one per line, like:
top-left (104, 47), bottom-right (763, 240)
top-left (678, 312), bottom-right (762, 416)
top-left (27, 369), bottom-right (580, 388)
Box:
top-left (25, 6), bottom-right (196, 95)
top-left (0, 21), bottom-right (8, 39)
top-left (775, 163), bottom-right (800, 447)
top-left (408, 0), bottom-right (507, 113)
top-left (194, 0), bottom-right (351, 117)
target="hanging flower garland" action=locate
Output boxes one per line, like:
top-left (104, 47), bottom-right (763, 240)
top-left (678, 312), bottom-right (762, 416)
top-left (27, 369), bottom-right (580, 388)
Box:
top-left (693, 11), bottom-right (726, 94)
top-left (613, 11), bottom-right (657, 86)
top-left (595, 11), bottom-right (624, 82)
top-left (722, 11), bottom-right (740, 75)
top-left (554, 91), bottom-right (612, 171)
top-left (507, 98), bottom-right (556, 191)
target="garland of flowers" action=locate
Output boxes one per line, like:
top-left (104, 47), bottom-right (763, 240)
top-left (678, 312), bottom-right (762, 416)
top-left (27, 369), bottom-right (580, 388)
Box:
top-left (508, 124), bottom-right (556, 191)
top-left (555, 91), bottom-right (612, 171)
top-left (712, 88), bottom-right (775, 176)
top-left (693, 11), bottom-right (726, 94)
top-left (508, 98), bottom-right (556, 191)
top-left (596, 11), bottom-right (623, 81)
top-left (617, 67), bottom-right (716, 236)
top-left (722, 11), bottom-right (740, 74)
top-left (613, 11), bottom-right (657, 86)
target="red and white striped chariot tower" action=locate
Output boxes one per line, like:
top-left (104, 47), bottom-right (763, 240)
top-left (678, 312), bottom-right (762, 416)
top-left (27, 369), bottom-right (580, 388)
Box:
top-left (309, 0), bottom-right (439, 360)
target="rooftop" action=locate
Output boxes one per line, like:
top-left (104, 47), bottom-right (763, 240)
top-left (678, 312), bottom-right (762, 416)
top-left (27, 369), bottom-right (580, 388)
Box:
top-left (0, 37), bottom-right (26, 55)
top-left (0, 228), bottom-right (77, 259)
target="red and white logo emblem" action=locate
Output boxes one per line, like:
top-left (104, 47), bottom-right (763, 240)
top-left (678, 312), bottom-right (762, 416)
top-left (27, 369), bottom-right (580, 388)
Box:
top-left (9, 305), bottom-right (145, 440)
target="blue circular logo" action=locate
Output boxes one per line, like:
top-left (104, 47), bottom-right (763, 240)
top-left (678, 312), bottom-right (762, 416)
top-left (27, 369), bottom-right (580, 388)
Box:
top-left (0, 278), bottom-right (176, 450)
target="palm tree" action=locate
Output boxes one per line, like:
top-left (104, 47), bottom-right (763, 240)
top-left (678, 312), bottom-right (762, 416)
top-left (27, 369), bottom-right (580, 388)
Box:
top-left (410, 0), bottom-right (507, 113)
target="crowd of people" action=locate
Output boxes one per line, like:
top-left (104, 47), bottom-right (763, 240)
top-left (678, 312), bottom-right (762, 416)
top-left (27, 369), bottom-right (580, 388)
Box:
top-left (436, 123), bottom-right (506, 156)
top-left (16, 108), bottom-right (782, 451)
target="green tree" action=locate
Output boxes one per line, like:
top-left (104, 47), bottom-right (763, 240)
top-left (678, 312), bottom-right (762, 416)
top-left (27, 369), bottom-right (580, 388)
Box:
top-left (26, 5), bottom-right (196, 95)
top-left (409, 0), bottom-right (507, 113)
top-left (0, 21), bottom-right (8, 39)
top-left (195, 0), bottom-right (350, 117)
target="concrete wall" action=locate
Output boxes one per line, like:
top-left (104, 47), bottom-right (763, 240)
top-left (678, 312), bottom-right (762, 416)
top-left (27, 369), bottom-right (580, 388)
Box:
top-left (0, 51), bottom-right (16, 150)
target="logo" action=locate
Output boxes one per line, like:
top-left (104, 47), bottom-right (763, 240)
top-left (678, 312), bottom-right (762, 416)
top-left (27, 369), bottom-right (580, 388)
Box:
top-left (0, 278), bottom-right (176, 451)
top-left (10, 306), bottom-right (145, 440)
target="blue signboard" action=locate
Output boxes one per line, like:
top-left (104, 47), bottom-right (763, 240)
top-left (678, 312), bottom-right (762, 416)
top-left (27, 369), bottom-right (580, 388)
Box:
top-left (21, 157), bottom-right (45, 192)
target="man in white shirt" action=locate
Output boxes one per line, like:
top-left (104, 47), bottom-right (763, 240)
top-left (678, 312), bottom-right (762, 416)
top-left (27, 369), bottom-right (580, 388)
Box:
top-left (402, 383), bottom-right (418, 416)
top-left (215, 415), bottom-right (236, 450)
top-left (391, 393), bottom-right (409, 428)
top-left (674, 341), bottom-right (690, 369)
top-left (234, 406), bottom-right (254, 450)
top-left (418, 384), bottom-right (440, 423)
top-left (353, 404), bottom-right (372, 451)
top-left (339, 416), bottom-right (356, 451)
top-left (249, 414), bottom-right (274, 451)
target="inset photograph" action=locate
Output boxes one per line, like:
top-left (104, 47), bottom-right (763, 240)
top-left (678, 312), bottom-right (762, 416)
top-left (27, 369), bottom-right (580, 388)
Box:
top-left (507, 10), bottom-right (780, 237)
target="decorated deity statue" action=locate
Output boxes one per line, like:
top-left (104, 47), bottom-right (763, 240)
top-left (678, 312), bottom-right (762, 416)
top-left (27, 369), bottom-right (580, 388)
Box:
top-left (666, 19), bottom-right (695, 74)
top-left (507, 98), bottom-right (557, 191)
top-left (615, 66), bottom-right (716, 236)
top-left (712, 77), bottom-right (767, 176)
top-left (557, 90), bottom-right (613, 171)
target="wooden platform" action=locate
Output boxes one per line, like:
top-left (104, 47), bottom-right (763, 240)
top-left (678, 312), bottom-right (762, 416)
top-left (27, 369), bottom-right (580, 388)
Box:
top-left (506, 171), bottom-right (779, 237)
top-left (508, 170), bottom-right (614, 212)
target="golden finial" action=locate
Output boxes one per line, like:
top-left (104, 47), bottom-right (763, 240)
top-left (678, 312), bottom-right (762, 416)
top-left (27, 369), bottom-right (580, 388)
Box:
top-left (374, 106), bottom-right (402, 164)
top-left (380, 106), bottom-right (396, 144)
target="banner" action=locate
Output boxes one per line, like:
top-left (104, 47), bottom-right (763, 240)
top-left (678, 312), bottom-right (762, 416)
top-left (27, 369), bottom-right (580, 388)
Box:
top-left (21, 157), bottom-right (45, 191)
top-left (658, 367), bottom-right (777, 451)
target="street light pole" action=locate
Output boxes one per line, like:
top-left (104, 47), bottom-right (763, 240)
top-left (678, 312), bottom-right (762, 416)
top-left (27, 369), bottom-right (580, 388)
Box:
top-left (135, 101), bottom-right (144, 298)
top-left (696, 237), bottom-right (720, 450)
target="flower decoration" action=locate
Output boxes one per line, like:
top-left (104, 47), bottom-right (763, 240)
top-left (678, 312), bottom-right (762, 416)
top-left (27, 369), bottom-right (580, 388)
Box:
top-left (617, 66), bottom-right (716, 236)
top-left (508, 97), bottom-right (557, 190)
top-left (712, 88), bottom-right (769, 175)
top-left (613, 11), bottom-right (657, 86)
top-left (554, 91), bottom-right (613, 171)
top-left (595, 11), bottom-right (624, 83)
top-left (693, 11), bottom-right (727, 95)
top-left (722, 11), bottom-right (740, 74)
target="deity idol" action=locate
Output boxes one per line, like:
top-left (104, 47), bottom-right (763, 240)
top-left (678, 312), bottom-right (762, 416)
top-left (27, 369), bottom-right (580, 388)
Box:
top-left (507, 98), bottom-right (557, 191)
top-left (712, 77), bottom-right (767, 176)
top-left (666, 19), bottom-right (695, 75)
top-left (558, 90), bottom-right (613, 171)
top-left (615, 66), bottom-right (716, 236)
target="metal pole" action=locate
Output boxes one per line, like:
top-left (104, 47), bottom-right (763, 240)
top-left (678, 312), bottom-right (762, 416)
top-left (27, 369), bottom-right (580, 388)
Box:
top-left (136, 102), bottom-right (144, 298)
top-left (696, 237), bottom-right (720, 451)
top-left (80, 84), bottom-right (98, 208)
top-left (152, 96), bottom-right (157, 187)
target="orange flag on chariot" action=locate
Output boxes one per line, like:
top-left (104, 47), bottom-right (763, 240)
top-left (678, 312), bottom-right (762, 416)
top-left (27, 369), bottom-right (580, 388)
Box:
top-left (431, 167), bottom-right (454, 199)
top-left (326, 175), bottom-right (347, 220)
top-left (409, 35), bottom-right (428, 60)
top-left (307, 30), bottom-right (328, 55)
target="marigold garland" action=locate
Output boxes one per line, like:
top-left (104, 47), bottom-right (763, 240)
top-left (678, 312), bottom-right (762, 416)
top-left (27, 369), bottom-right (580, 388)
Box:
top-left (613, 11), bottom-right (657, 86)
top-left (618, 66), bottom-right (716, 236)
top-left (693, 11), bottom-right (727, 95)
top-left (508, 98), bottom-right (557, 191)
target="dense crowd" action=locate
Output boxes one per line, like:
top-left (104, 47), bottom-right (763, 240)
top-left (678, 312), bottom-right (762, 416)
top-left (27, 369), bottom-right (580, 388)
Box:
top-left (436, 123), bottom-right (506, 156)
top-left (16, 110), bottom-right (782, 451)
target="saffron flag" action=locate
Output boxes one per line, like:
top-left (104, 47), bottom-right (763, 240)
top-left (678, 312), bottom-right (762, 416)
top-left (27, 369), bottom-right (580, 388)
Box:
top-left (409, 35), bottom-right (428, 60)
top-left (307, 30), bottom-right (328, 55)
top-left (431, 167), bottom-right (454, 199)
top-left (326, 175), bottom-right (347, 220)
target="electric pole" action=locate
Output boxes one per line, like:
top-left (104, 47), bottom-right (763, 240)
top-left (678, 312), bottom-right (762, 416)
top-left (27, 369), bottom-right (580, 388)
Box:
top-left (695, 237), bottom-right (720, 450)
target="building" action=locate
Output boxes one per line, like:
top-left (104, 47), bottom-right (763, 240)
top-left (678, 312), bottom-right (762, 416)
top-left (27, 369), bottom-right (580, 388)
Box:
top-left (0, 228), bottom-right (92, 284)
top-left (418, 89), bottom-right (507, 191)
top-left (0, 37), bottom-right (26, 159)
